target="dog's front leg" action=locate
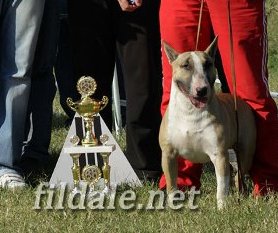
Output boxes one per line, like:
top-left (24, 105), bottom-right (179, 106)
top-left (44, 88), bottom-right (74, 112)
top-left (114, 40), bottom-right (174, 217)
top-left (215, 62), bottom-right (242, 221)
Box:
top-left (162, 149), bottom-right (178, 195)
top-left (213, 153), bottom-right (230, 209)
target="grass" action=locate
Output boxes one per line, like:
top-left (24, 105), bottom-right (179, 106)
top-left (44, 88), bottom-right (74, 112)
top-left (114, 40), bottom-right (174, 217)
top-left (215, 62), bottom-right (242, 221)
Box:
top-left (1, 1), bottom-right (278, 232)
top-left (0, 174), bottom-right (278, 232)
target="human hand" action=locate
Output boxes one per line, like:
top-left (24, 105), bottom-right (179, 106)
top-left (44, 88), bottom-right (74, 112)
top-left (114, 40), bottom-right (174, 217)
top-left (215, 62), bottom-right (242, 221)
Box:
top-left (117, 0), bottom-right (142, 12)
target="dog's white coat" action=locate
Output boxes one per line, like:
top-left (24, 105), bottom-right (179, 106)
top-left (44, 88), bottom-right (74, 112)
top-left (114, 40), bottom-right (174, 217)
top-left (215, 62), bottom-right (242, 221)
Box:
top-left (168, 83), bottom-right (218, 164)
top-left (168, 52), bottom-right (217, 164)
top-left (191, 52), bottom-right (204, 76)
top-left (191, 52), bottom-right (210, 96)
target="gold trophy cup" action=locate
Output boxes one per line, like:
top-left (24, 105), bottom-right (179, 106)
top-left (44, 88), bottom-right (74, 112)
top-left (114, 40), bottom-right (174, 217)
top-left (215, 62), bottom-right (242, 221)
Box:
top-left (67, 76), bottom-right (108, 146)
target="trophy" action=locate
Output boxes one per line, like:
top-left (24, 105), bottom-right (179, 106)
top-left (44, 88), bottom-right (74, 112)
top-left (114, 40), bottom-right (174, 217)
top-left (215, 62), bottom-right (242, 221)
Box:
top-left (66, 76), bottom-right (114, 194)
top-left (66, 76), bottom-right (108, 146)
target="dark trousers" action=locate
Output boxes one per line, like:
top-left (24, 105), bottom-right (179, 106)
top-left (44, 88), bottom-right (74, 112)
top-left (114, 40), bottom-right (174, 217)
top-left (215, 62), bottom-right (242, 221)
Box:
top-left (68, 0), bottom-right (163, 180)
top-left (22, 0), bottom-right (58, 167)
top-left (55, 15), bottom-right (78, 121)
top-left (22, 0), bottom-right (76, 170)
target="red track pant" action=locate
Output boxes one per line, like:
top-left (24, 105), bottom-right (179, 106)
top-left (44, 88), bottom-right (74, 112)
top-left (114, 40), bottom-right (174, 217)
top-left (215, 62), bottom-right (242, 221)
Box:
top-left (159, 0), bottom-right (278, 194)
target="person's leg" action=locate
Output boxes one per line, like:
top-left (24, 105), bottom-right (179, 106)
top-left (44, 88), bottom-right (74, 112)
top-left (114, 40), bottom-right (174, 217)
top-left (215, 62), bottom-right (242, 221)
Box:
top-left (0, 0), bottom-right (45, 177)
top-left (55, 17), bottom-right (77, 123)
top-left (207, 0), bottom-right (278, 194)
top-left (115, 56), bottom-right (126, 127)
top-left (160, 0), bottom-right (213, 115)
top-left (159, 0), bottom-right (214, 189)
top-left (215, 49), bottom-right (229, 93)
top-left (55, 0), bottom-right (77, 124)
top-left (67, 0), bottom-right (115, 130)
top-left (115, 0), bottom-right (163, 181)
top-left (21, 0), bottom-right (59, 174)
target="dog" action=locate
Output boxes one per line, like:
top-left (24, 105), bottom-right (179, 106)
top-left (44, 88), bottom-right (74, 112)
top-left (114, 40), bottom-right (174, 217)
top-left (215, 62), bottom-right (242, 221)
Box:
top-left (159, 37), bottom-right (256, 209)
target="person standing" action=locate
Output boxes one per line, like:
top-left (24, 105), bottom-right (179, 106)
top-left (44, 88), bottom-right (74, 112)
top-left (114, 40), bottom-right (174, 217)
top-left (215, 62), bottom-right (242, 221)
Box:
top-left (21, 0), bottom-right (77, 178)
top-left (0, 0), bottom-right (45, 188)
top-left (159, 0), bottom-right (278, 195)
top-left (67, 0), bottom-right (163, 182)
top-left (21, 0), bottom-right (58, 176)
top-left (55, 0), bottom-right (78, 125)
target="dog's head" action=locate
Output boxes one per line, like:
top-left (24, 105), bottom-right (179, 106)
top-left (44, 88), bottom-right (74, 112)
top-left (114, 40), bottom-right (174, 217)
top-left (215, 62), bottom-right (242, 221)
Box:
top-left (164, 37), bottom-right (218, 108)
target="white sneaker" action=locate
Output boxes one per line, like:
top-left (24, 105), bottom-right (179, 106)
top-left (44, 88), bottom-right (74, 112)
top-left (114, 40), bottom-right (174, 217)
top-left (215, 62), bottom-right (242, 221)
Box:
top-left (0, 173), bottom-right (26, 189)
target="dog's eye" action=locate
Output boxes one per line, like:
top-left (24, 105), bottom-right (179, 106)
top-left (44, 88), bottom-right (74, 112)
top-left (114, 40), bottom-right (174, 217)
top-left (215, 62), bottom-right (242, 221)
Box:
top-left (181, 63), bottom-right (191, 70)
top-left (204, 61), bottom-right (212, 70)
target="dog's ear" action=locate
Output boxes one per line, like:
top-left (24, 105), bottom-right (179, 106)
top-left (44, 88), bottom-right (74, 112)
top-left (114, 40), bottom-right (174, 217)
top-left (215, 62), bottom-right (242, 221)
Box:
top-left (163, 41), bottom-right (179, 63)
top-left (205, 36), bottom-right (218, 60)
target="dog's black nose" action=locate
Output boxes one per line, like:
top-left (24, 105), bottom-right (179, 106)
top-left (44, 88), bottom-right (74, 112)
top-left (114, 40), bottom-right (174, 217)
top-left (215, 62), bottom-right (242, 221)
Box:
top-left (196, 86), bottom-right (208, 97)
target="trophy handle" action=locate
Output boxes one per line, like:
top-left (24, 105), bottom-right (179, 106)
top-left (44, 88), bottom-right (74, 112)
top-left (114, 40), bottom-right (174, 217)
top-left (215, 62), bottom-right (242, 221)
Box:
top-left (99, 96), bottom-right (109, 111)
top-left (67, 97), bottom-right (77, 111)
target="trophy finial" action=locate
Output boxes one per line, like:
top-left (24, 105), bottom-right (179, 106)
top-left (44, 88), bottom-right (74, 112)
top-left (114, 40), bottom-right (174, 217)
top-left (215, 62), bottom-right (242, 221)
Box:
top-left (77, 76), bottom-right (97, 97)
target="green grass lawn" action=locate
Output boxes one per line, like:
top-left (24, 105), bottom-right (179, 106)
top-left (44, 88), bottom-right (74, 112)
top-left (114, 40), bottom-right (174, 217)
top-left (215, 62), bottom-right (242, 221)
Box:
top-left (0, 178), bottom-right (278, 233)
top-left (1, 1), bottom-right (278, 232)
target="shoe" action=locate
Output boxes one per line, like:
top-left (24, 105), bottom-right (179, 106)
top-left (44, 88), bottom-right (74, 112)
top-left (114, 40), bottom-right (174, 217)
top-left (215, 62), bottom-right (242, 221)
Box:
top-left (0, 173), bottom-right (26, 189)
top-left (159, 158), bottom-right (202, 190)
top-left (134, 169), bottom-right (162, 185)
top-left (159, 174), bottom-right (200, 191)
top-left (253, 182), bottom-right (278, 196)
top-left (20, 156), bottom-right (42, 176)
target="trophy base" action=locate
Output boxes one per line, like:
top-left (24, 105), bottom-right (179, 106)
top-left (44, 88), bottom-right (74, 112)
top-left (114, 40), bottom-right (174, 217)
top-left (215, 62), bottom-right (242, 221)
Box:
top-left (87, 182), bottom-right (117, 199)
top-left (71, 180), bottom-right (116, 198)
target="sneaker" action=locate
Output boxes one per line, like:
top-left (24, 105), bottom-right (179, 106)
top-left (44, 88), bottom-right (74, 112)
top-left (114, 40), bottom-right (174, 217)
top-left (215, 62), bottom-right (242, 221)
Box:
top-left (0, 173), bottom-right (26, 189)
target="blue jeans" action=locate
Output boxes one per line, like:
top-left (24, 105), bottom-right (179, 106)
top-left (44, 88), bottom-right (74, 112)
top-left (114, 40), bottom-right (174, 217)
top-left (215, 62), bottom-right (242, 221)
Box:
top-left (0, 0), bottom-right (45, 176)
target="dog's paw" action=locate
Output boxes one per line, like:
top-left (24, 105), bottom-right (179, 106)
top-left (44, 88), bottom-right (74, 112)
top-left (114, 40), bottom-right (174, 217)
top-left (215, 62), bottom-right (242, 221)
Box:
top-left (167, 192), bottom-right (176, 203)
top-left (166, 191), bottom-right (185, 210)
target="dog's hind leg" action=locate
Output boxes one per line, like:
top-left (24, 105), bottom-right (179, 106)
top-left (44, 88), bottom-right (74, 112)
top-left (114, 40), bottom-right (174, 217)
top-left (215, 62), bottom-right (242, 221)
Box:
top-left (213, 153), bottom-right (231, 209)
top-left (233, 148), bottom-right (251, 195)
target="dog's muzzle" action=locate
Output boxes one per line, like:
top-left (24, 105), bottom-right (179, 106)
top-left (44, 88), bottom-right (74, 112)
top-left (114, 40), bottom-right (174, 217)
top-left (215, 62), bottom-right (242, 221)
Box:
top-left (190, 86), bottom-right (209, 108)
top-left (196, 86), bottom-right (208, 98)
top-left (176, 80), bottom-right (208, 108)
top-left (189, 95), bottom-right (208, 108)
